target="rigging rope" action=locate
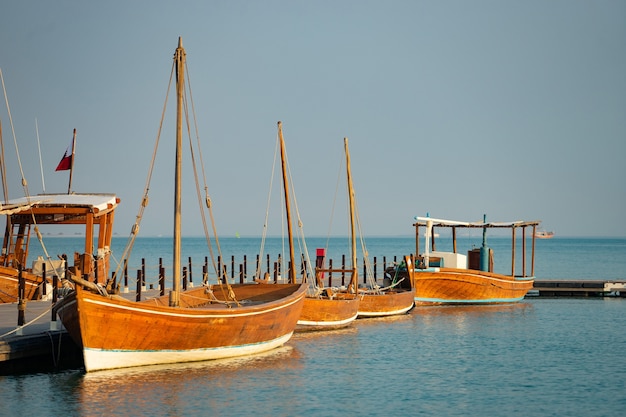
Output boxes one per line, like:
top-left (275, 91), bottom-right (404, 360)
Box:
top-left (0, 303), bottom-right (53, 339)
top-left (182, 67), bottom-right (239, 306)
top-left (109, 61), bottom-right (175, 286)
top-left (257, 133), bottom-right (280, 279)
top-left (283, 139), bottom-right (313, 280)
top-left (107, 56), bottom-right (240, 305)
top-left (1, 69), bottom-right (67, 281)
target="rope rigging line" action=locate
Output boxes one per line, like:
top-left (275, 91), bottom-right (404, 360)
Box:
top-left (257, 133), bottom-right (280, 279)
top-left (0, 303), bottom-right (54, 339)
top-left (323, 149), bottom-right (345, 265)
top-left (0, 119), bottom-right (8, 202)
top-left (1, 68), bottom-right (30, 200)
top-left (181, 67), bottom-right (239, 306)
top-left (1, 69), bottom-right (67, 282)
top-left (106, 56), bottom-right (240, 305)
top-left (109, 60), bottom-right (175, 287)
top-left (258, 128), bottom-right (314, 284)
top-left (183, 65), bottom-right (222, 279)
top-left (282, 140), bottom-right (313, 280)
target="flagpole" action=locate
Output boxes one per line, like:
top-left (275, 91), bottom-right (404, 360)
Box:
top-left (67, 128), bottom-right (76, 194)
top-left (35, 118), bottom-right (45, 193)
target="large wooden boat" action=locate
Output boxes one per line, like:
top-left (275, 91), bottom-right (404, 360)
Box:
top-left (274, 123), bottom-right (359, 332)
top-left (340, 138), bottom-right (414, 318)
top-left (53, 38), bottom-right (306, 372)
top-left (0, 193), bottom-right (118, 304)
top-left (404, 215), bottom-right (540, 305)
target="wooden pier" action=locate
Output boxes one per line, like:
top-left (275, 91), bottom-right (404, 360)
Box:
top-left (0, 299), bottom-right (81, 375)
top-left (0, 289), bottom-right (160, 375)
top-left (530, 280), bottom-right (626, 298)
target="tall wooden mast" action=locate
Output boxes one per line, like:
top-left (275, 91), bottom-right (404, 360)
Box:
top-left (278, 121), bottom-right (296, 284)
top-left (344, 137), bottom-right (357, 293)
top-left (171, 37), bottom-right (185, 307)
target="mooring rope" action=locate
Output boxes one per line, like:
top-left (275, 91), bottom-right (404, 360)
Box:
top-left (0, 303), bottom-right (53, 339)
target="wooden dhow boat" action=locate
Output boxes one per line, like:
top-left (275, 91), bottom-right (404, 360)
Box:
top-left (339, 138), bottom-right (414, 318)
top-left (271, 122), bottom-right (359, 332)
top-left (311, 138), bottom-right (414, 318)
top-left (0, 193), bottom-right (118, 304)
top-left (404, 215), bottom-right (540, 305)
top-left (53, 38), bottom-right (306, 372)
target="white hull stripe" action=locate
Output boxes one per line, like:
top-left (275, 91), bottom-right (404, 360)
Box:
top-left (414, 296), bottom-right (525, 304)
top-left (83, 333), bottom-right (293, 372)
top-left (297, 313), bottom-right (358, 327)
top-left (357, 304), bottom-right (414, 317)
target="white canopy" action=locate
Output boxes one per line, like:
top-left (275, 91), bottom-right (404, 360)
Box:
top-left (414, 216), bottom-right (538, 228)
top-left (1, 193), bottom-right (118, 215)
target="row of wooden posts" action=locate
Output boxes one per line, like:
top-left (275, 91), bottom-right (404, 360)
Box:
top-left (16, 263), bottom-right (61, 328)
top-left (120, 253), bottom-right (403, 301)
top-left (15, 252), bottom-right (403, 326)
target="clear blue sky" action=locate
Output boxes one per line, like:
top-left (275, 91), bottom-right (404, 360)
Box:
top-left (1, 1), bottom-right (625, 237)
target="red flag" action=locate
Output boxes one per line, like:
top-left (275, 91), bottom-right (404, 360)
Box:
top-left (55, 144), bottom-right (72, 171)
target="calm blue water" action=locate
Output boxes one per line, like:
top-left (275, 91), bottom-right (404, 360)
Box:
top-left (24, 235), bottom-right (626, 282)
top-left (2, 237), bottom-right (625, 416)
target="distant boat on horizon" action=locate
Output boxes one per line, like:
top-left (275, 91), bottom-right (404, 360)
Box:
top-left (535, 230), bottom-right (555, 239)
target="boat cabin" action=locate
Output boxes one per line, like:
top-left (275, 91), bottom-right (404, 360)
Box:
top-left (1, 193), bottom-right (119, 282)
top-left (413, 216), bottom-right (541, 278)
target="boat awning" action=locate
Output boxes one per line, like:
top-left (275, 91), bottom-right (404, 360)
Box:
top-left (0, 202), bottom-right (37, 215)
top-left (414, 216), bottom-right (540, 228)
top-left (1, 193), bottom-right (119, 216)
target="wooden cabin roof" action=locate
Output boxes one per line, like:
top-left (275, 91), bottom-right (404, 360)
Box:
top-left (413, 216), bottom-right (540, 229)
top-left (0, 193), bottom-right (119, 216)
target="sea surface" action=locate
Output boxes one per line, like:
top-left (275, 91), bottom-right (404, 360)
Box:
top-left (1, 236), bottom-right (625, 416)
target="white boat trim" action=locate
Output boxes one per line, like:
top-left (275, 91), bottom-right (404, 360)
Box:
top-left (83, 333), bottom-right (293, 372)
top-left (357, 304), bottom-right (414, 317)
top-left (297, 312), bottom-right (359, 327)
top-left (414, 296), bottom-right (526, 304)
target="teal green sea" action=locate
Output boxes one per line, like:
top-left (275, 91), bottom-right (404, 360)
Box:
top-left (2, 237), bottom-right (625, 416)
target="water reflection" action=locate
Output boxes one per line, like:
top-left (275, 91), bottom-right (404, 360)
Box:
top-left (75, 346), bottom-right (304, 416)
top-left (3, 299), bottom-right (624, 416)
top-left (80, 345), bottom-right (301, 382)
top-left (411, 302), bottom-right (532, 316)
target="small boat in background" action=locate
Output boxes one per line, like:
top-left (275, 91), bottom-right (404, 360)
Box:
top-left (535, 230), bottom-right (554, 239)
top-left (273, 122), bottom-right (360, 332)
top-left (343, 138), bottom-right (415, 318)
top-left (404, 215), bottom-right (540, 305)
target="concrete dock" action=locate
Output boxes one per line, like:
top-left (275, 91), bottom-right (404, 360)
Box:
top-left (530, 280), bottom-right (626, 297)
top-left (0, 287), bottom-right (170, 374)
top-left (0, 299), bottom-right (82, 374)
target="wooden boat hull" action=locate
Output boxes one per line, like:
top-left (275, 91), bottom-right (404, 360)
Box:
top-left (54, 282), bottom-right (306, 372)
top-left (411, 267), bottom-right (533, 305)
top-left (357, 288), bottom-right (415, 318)
top-left (297, 295), bottom-right (360, 331)
top-left (0, 267), bottom-right (44, 304)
